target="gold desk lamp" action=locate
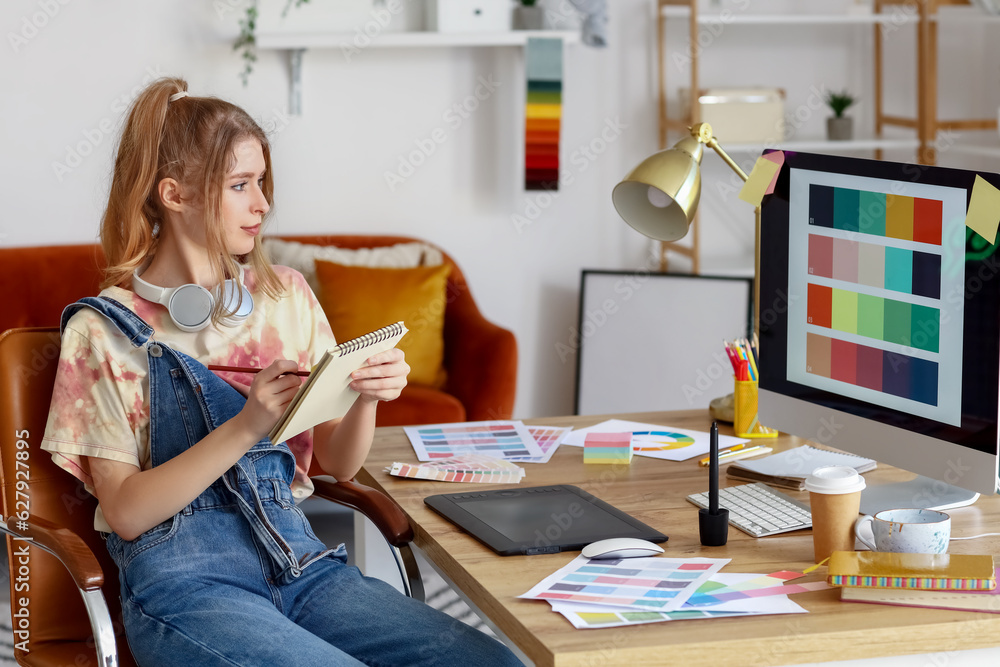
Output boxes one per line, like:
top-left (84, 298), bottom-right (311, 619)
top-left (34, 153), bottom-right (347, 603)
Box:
top-left (612, 122), bottom-right (761, 422)
top-left (612, 122), bottom-right (759, 327)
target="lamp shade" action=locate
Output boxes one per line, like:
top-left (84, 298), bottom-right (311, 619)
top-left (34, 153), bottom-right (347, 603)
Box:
top-left (612, 135), bottom-right (705, 242)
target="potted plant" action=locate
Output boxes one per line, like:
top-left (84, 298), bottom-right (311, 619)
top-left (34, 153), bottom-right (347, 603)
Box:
top-left (514, 0), bottom-right (545, 30)
top-left (825, 89), bottom-right (856, 141)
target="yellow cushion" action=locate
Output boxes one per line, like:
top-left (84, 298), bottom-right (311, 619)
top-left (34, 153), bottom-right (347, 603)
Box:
top-left (313, 259), bottom-right (450, 388)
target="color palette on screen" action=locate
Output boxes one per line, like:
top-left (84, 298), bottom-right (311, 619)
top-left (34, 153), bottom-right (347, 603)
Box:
top-left (807, 283), bottom-right (940, 353)
top-left (809, 184), bottom-right (942, 246)
top-left (525, 37), bottom-right (562, 191)
top-left (806, 333), bottom-right (938, 405)
top-left (808, 234), bottom-right (941, 299)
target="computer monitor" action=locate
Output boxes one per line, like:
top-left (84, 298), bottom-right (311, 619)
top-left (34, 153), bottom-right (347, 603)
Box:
top-left (757, 150), bottom-right (1000, 514)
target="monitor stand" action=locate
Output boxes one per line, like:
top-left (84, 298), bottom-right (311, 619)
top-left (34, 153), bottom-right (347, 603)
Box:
top-left (859, 475), bottom-right (980, 515)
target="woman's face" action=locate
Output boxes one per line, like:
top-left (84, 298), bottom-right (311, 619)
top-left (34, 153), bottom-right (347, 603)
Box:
top-left (221, 137), bottom-right (270, 256)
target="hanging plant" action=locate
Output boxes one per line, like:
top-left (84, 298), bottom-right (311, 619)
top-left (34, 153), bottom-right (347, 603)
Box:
top-left (234, 0), bottom-right (312, 86)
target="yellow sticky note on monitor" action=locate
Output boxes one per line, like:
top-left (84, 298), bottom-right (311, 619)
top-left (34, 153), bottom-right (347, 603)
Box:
top-left (966, 175), bottom-right (1000, 245)
top-left (738, 156), bottom-right (782, 207)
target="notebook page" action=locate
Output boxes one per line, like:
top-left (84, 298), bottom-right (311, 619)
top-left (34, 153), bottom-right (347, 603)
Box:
top-left (730, 445), bottom-right (876, 479)
top-left (269, 322), bottom-right (407, 444)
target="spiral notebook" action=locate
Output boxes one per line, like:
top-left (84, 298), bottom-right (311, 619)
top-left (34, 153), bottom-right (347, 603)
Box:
top-left (268, 321), bottom-right (408, 444)
top-left (726, 445), bottom-right (876, 490)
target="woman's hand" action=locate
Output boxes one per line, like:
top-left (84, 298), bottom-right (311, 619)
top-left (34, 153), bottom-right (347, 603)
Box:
top-left (237, 359), bottom-right (303, 440)
top-left (350, 348), bottom-right (409, 404)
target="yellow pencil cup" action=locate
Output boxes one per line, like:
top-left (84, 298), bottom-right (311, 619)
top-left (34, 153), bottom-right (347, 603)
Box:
top-left (733, 378), bottom-right (778, 439)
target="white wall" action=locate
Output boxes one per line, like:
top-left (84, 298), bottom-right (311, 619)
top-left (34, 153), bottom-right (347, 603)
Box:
top-left (3, 0), bottom-right (997, 419)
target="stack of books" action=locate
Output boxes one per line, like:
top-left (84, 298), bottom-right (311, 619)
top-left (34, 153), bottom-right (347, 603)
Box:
top-left (829, 551), bottom-right (999, 613)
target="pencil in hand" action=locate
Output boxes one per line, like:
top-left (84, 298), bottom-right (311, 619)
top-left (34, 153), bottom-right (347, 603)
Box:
top-left (207, 365), bottom-right (311, 377)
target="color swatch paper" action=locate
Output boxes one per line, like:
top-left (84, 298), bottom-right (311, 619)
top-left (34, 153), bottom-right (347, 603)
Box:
top-left (386, 454), bottom-right (524, 484)
top-left (508, 425), bottom-right (571, 463)
top-left (520, 555), bottom-right (729, 612)
top-left (404, 420), bottom-right (545, 462)
top-left (549, 573), bottom-right (807, 628)
top-left (562, 419), bottom-right (747, 462)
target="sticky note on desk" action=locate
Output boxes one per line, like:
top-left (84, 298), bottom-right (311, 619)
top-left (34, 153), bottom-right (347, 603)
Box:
top-left (738, 156), bottom-right (782, 206)
top-left (584, 432), bottom-right (633, 464)
top-left (966, 175), bottom-right (1000, 245)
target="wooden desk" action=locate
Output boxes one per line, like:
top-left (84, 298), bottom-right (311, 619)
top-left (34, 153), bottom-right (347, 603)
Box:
top-left (357, 411), bottom-right (1000, 667)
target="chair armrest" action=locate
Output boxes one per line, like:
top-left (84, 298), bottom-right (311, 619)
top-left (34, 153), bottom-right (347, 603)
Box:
top-left (310, 477), bottom-right (413, 548)
top-left (2, 516), bottom-right (104, 590)
top-left (443, 303), bottom-right (518, 421)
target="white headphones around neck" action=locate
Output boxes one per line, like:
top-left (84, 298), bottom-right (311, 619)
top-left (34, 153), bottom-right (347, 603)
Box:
top-left (132, 263), bottom-right (254, 332)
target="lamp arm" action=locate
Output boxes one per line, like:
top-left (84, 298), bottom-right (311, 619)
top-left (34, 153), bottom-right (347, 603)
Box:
top-left (706, 137), bottom-right (748, 183)
top-left (695, 125), bottom-right (760, 341)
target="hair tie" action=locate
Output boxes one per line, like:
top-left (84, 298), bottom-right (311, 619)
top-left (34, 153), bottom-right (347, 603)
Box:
top-left (168, 91), bottom-right (189, 103)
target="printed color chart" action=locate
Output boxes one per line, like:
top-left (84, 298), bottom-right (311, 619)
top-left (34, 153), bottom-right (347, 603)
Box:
top-left (786, 169), bottom-right (966, 426)
top-left (404, 420), bottom-right (545, 462)
top-left (520, 556), bottom-right (728, 612)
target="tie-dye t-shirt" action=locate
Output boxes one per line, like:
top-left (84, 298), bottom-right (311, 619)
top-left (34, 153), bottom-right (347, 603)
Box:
top-left (40, 264), bottom-right (338, 533)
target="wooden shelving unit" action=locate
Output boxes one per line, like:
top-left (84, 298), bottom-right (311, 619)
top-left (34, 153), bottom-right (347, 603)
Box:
top-left (656, 0), bottom-right (999, 273)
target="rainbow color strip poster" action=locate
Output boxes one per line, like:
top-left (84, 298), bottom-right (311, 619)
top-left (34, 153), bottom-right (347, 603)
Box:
top-left (525, 37), bottom-right (562, 191)
top-left (562, 419), bottom-right (747, 461)
top-left (519, 555), bottom-right (728, 612)
top-left (385, 454), bottom-right (525, 484)
top-left (786, 169), bottom-right (967, 427)
top-left (404, 420), bottom-right (545, 462)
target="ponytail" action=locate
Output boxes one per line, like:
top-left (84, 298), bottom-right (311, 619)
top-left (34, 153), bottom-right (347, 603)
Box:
top-left (99, 77), bottom-right (283, 316)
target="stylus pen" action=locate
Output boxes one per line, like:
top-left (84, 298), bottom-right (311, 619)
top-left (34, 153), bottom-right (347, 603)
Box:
top-left (709, 421), bottom-right (719, 515)
top-left (207, 365), bottom-right (311, 377)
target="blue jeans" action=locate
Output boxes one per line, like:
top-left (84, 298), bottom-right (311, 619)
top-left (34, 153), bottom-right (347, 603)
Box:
top-left (66, 297), bottom-right (521, 666)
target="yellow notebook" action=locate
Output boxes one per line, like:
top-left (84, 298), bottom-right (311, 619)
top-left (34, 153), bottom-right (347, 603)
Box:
top-left (268, 321), bottom-right (408, 444)
top-left (828, 551), bottom-right (996, 591)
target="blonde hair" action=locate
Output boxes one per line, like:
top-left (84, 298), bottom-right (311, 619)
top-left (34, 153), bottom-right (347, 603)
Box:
top-left (100, 76), bottom-right (283, 320)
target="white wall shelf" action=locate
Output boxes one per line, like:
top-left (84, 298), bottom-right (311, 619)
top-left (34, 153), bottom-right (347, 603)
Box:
top-left (724, 137), bottom-right (921, 152)
top-left (256, 29), bottom-right (580, 50)
top-left (256, 29), bottom-right (579, 114)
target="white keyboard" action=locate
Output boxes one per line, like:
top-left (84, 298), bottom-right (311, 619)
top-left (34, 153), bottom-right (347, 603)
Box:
top-left (686, 483), bottom-right (812, 537)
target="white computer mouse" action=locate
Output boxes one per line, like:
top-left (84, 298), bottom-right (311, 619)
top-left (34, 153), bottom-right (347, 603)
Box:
top-left (581, 538), bottom-right (665, 560)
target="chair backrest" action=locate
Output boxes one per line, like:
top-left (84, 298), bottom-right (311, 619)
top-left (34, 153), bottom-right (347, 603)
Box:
top-left (0, 328), bottom-right (136, 666)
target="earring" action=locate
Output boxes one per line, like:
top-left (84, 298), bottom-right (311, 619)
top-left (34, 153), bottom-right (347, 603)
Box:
top-left (151, 221), bottom-right (161, 238)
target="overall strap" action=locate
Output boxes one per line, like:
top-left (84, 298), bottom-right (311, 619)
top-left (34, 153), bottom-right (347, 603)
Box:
top-left (60, 296), bottom-right (154, 347)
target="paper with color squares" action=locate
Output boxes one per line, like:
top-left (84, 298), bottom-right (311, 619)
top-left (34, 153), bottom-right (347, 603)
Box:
top-left (519, 555), bottom-right (729, 612)
top-left (507, 425), bottom-right (571, 463)
top-left (385, 455), bottom-right (525, 484)
top-left (583, 432), bottom-right (633, 464)
top-left (549, 573), bottom-right (807, 629)
top-left (404, 420), bottom-right (546, 462)
top-left (562, 419), bottom-right (748, 462)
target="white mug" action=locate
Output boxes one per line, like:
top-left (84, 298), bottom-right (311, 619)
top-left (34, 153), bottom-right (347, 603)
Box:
top-left (854, 508), bottom-right (951, 554)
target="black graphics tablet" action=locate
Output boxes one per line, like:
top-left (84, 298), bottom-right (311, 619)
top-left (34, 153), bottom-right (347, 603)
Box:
top-left (424, 484), bottom-right (668, 556)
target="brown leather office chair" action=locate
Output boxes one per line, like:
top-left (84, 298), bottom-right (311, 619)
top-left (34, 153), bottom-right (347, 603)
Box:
top-left (0, 328), bottom-right (423, 667)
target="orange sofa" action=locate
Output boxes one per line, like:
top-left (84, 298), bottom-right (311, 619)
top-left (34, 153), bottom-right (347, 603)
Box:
top-left (0, 235), bottom-right (517, 427)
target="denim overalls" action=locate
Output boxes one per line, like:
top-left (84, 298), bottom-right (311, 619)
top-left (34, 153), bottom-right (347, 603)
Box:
top-left (64, 297), bottom-right (521, 667)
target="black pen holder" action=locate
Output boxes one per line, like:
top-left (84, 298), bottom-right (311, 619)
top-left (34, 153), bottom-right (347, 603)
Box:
top-left (699, 507), bottom-right (730, 547)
